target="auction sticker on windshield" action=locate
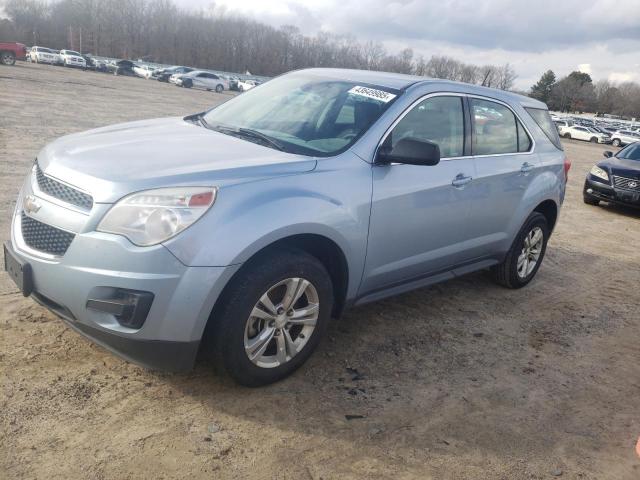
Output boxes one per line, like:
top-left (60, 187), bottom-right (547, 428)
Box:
top-left (348, 86), bottom-right (396, 103)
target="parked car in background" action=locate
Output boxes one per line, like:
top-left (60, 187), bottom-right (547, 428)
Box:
top-left (584, 142), bottom-right (640, 207)
top-left (108, 60), bottom-right (137, 76)
top-left (49, 49), bottom-right (64, 65)
top-left (228, 76), bottom-right (240, 91)
top-left (237, 79), bottom-right (260, 92)
top-left (554, 119), bottom-right (572, 135)
top-left (172, 70), bottom-right (229, 92)
top-left (3, 69), bottom-right (568, 386)
top-left (611, 130), bottom-right (640, 147)
top-left (153, 66), bottom-right (193, 82)
top-left (133, 64), bottom-right (154, 79)
top-left (29, 46), bottom-right (58, 64)
top-left (84, 55), bottom-right (107, 72)
top-left (59, 50), bottom-right (86, 69)
top-left (560, 125), bottom-right (610, 143)
top-left (0, 42), bottom-right (27, 65)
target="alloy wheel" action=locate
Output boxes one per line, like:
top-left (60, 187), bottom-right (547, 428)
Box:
top-left (517, 227), bottom-right (544, 279)
top-left (244, 277), bottom-right (319, 368)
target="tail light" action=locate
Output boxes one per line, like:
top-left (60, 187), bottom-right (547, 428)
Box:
top-left (563, 155), bottom-right (572, 182)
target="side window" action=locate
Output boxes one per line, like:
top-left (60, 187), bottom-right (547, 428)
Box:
top-left (389, 96), bottom-right (464, 158)
top-left (471, 98), bottom-right (531, 155)
top-left (517, 122), bottom-right (532, 152)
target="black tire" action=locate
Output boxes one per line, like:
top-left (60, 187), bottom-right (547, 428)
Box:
top-left (215, 84), bottom-right (223, 93)
top-left (490, 212), bottom-right (549, 289)
top-left (1, 51), bottom-right (16, 65)
top-left (563, 133), bottom-right (571, 139)
top-left (590, 137), bottom-right (598, 143)
top-left (183, 79), bottom-right (192, 88)
top-left (209, 249), bottom-right (333, 386)
top-left (612, 139), bottom-right (621, 147)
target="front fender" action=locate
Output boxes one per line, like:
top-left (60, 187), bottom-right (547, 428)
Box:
top-left (163, 152), bottom-right (373, 301)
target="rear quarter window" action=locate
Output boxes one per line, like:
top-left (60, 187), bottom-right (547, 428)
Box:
top-left (525, 107), bottom-right (563, 150)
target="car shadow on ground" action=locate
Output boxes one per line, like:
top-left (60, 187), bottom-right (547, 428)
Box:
top-left (154, 246), bottom-right (638, 473)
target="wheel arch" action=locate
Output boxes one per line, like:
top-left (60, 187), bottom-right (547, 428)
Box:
top-left (215, 233), bottom-right (349, 321)
top-left (533, 198), bottom-right (559, 232)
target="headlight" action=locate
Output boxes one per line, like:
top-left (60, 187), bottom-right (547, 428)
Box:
top-left (590, 165), bottom-right (609, 181)
top-left (97, 187), bottom-right (217, 246)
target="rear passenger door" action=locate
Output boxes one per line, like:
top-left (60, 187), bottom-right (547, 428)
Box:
top-left (468, 97), bottom-right (538, 258)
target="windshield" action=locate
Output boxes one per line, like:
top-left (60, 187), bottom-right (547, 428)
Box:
top-left (202, 73), bottom-right (401, 156)
top-left (616, 143), bottom-right (640, 160)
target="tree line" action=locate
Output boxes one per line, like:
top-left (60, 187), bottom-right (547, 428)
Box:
top-left (530, 69), bottom-right (640, 119)
top-left (0, 0), bottom-right (516, 89)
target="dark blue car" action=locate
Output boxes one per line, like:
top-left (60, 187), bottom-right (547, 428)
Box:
top-left (584, 142), bottom-right (640, 208)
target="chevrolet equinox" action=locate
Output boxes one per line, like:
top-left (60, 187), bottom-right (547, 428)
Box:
top-left (4, 69), bottom-right (569, 386)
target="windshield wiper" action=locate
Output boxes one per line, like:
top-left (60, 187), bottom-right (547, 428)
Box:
top-left (208, 124), bottom-right (286, 152)
top-left (236, 128), bottom-right (286, 152)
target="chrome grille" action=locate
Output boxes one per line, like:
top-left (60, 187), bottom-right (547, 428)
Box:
top-left (35, 163), bottom-right (93, 210)
top-left (21, 212), bottom-right (75, 256)
top-left (613, 175), bottom-right (640, 192)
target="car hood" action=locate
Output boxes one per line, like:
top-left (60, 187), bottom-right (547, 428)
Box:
top-left (37, 117), bottom-right (317, 203)
top-left (599, 156), bottom-right (640, 179)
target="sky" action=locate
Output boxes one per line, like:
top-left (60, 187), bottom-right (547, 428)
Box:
top-left (177, 0), bottom-right (640, 90)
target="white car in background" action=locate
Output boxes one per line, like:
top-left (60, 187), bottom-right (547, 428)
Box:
top-left (172, 70), bottom-right (229, 92)
top-left (133, 64), bottom-right (154, 79)
top-left (610, 130), bottom-right (640, 147)
top-left (59, 50), bottom-right (86, 68)
top-left (29, 46), bottom-right (58, 64)
top-left (560, 125), bottom-right (610, 144)
top-left (237, 79), bottom-right (260, 92)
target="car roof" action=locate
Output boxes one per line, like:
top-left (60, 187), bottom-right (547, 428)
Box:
top-left (297, 68), bottom-right (546, 109)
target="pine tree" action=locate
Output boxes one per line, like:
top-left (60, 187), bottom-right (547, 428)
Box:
top-left (530, 70), bottom-right (556, 104)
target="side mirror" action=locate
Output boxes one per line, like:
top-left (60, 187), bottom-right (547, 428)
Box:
top-left (376, 137), bottom-right (441, 166)
top-left (603, 151), bottom-right (613, 158)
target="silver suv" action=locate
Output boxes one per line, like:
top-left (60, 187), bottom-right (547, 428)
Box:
top-left (4, 69), bottom-right (569, 386)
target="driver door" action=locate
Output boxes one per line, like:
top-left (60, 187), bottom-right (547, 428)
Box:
top-left (360, 94), bottom-right (479, 295)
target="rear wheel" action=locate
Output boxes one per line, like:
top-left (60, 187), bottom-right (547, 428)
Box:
top-left (1, 51), bottom-right (16, 65)
top-left (491, 212), bottom-right (549, 289)
top-left (209, 249), bottom-right (333, 386)
top-left (215, 84), bottom-right (224, 93)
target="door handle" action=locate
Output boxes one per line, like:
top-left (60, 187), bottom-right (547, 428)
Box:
top-left (520, 162), bottom-right (535, 174)
top-left (451, 174), bottom-right (473, 188)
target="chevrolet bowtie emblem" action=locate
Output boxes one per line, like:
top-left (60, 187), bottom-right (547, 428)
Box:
top-left (628, 181), bottom-right (638, 189)
top-left (24, 195), bottom-right (42, 214)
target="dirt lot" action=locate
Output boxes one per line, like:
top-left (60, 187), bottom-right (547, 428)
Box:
top-left (1, 62), bottom-right (639, 480)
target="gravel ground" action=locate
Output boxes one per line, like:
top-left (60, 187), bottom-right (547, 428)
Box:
top-left (1, 62), bottom-right (639, 480)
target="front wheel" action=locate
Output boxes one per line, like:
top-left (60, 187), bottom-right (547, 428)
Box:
top-left (491, 212), bottom-right (549, 289)
top-left (563, 133), bottom-right (571, 139)
top-left (209, 249), bottom-right (333, 386)
top-left (612, 139), bottom-right (621, 147)
top-left (590, 137), bottom-right (598, 143)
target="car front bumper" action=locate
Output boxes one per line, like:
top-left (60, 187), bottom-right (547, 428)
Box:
top-left (6, 185), bottom-right (240, 371)
top-left (584, 177), bottom-right (640, 207)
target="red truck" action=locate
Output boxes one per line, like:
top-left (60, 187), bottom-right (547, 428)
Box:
top-left (0, 42), bottom-right (28, 65)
